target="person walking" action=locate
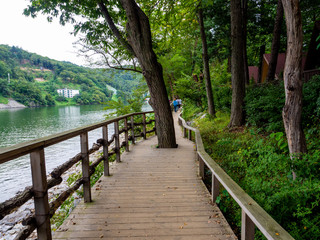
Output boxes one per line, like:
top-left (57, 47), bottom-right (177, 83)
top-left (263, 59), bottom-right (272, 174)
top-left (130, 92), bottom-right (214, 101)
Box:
top-left (177, 98), bottom-right (182, 109)
top-left (173, 98), bottom-right (178, 112)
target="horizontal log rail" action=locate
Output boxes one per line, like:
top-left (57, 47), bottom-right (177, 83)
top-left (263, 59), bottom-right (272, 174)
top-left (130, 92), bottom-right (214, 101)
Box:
top-left (0, 111), bottom-right (155, 240)
top-left (178, 115), bottom-right (294, 240)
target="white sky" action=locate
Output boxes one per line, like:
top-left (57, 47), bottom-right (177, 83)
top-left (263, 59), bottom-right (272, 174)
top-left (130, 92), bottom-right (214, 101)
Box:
top-left (0, 1), bottom-right (87, 66)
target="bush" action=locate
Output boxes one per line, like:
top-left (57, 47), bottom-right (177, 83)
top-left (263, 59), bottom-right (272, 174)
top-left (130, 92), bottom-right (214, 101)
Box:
top-left (194, 114), bottom-right (320, 239)
top-left (245, 76), bottom-right (320, 132)
top-left (245, 81), bottom-right (285, 132)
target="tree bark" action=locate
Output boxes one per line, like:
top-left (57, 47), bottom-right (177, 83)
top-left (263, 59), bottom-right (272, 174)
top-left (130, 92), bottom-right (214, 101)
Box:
top-left (198, 8), bottom-right (215, 116)
top-left (282, 0), bottom-right (307, 178)
top-left (119, 0), bottom-right (176, 148)
top-left (242, 0), bottom-right (249, 85)
top-left (257, 45), bottom-right (265, 83)
top-left (229, 0), bottom-right (246, 127)
top-left (266, 0), bottom-right (284, 82)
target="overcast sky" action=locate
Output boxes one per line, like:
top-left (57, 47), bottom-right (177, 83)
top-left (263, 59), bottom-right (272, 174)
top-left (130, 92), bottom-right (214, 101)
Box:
top-left (0, 1), bottom-right (87, 66)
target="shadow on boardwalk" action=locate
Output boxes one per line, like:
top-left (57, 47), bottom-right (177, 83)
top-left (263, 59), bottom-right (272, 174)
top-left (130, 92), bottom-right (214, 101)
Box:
top-left (54, 112), bottom-right (237, 240)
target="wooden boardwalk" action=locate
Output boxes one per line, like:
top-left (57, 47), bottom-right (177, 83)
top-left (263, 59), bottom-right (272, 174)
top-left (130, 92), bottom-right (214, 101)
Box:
top-left (54, 113), bottom-right (237, 240)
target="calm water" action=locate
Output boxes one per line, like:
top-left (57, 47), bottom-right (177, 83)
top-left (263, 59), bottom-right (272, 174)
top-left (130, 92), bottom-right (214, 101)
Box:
top-left (0, 104), bottom-right (151, 202)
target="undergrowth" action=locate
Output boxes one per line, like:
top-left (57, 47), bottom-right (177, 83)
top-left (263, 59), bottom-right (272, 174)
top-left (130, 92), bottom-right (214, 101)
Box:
top-left (193, 112), bottom-right (320, 240)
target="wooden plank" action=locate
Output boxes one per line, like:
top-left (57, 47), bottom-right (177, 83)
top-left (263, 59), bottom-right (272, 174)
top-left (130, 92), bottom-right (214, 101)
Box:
top-left (124, 117), bottom-right (129, 152)
top-left (80, 132), bottom-right (91, 203)
top-left (143, 113), bottom-right (147, 139)
top-left (114, 121), bottom-right (120, 162)
top-left (54, 113), bottom-right (236, 240)
top-left (30, 148), bottom-right (52, 240)
top-left (102, 125), bottom-right (109, 176)
top-left (131, 115), bottom-right (135, 144)
top-left (242, 209), bottom-right (255, 240)
top-left (212, 174), bottom-right (220, 203)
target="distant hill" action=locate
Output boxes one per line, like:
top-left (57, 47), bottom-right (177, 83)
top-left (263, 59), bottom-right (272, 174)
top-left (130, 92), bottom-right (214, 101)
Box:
top-left (0, 44), bottom-right (142, 107)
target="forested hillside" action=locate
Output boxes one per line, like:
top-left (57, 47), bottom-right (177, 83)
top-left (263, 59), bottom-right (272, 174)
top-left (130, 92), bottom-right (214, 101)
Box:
top-left (0, 44), bottom-right (142, 107)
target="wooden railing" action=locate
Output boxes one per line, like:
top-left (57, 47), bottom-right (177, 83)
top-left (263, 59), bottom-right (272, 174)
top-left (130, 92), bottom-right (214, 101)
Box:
top-left (178, 115), bottom-right (294, 240)
top-left (0, 111), bottom-right (155, 240)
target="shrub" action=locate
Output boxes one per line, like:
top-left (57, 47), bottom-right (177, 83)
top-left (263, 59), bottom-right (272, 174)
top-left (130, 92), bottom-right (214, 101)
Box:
top-left (192, 113), bottom-right (320, 239)
top-left (245, 81), bottom-right (285, 132)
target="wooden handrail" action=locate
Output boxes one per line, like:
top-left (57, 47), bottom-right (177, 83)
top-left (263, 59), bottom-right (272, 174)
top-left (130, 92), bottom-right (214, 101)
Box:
top-left (0, 111), bottom-right (155, 240)
top-left (0, 111), bottom-right (153, 164)
top-left (178, 114), bottom-right (294, 240)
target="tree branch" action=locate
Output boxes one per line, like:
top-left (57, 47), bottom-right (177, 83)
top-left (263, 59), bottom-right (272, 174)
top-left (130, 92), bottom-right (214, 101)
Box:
top-left (97, 0), bottom-right (136, 57)
top-left (77, 40), bottom-right (142, 73)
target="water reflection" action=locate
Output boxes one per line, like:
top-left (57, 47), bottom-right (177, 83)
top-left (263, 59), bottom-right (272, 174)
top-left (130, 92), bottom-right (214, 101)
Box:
top-left (0, 104), bottom-right (152, 202)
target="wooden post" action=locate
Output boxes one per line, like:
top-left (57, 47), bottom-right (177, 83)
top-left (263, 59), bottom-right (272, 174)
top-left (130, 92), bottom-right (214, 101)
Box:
top-left (102, 125), bottom-right (109, 176)
top-left (198, 153), bottom-right (204, 179)
top-left (143, 113), bottom-right (147, 140)
top-left (114, 121), bottom-right (121, 162)
top-left (30, 148), bottom-right (52, 240)
top-left (188, 129), bottom-right (192, 141)
top-left (241, 210), bottom-right (255, 240)
top-left (124, 117), bottom-right (129, 152)
top-left (211, 174), bottom-right (220, 203)
top-left (131, 115), bottom-right (135, 144)
top-left (80, 132), bottom-right (91, 203)
top-left (183, 127), bottom-right (187, 138)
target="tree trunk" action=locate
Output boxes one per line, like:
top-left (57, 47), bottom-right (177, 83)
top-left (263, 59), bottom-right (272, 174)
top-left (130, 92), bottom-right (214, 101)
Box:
top-left (282, 0), bottom-right (307, 178)
top-left (198, 8), bottom-right (215, 116)
top-left (242, 0), bottom-right (249, 85)
top-left (119, 0), bottom-right (176, 148)
top-left (229, 0), bottom-right (246, 127)
top-left (266, 0), bottom-right (284, 82)
top-left (257, 45), bottom-right (265, 84)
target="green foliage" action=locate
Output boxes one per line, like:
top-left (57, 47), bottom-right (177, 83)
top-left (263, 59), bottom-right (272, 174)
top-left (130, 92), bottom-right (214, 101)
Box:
top-left (245, 77), bottom-right (320, 133)
top-left (0, 94), bottom-right (8, 104)
top-left (212, 60), bottom-right (232, 112)
top-left (104, 81), bottom-right (147, 119)
top-left (191, 112), bottom-right (320, 240)
top-left (245, 81), bottom-right (285, 132)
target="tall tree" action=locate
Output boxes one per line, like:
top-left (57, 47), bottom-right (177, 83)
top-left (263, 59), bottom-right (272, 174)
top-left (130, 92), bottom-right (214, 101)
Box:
top-left (26, 0), bottom-right (177, 148)
top-left (198, 7), bottom-right (215, 116)
top-left (282, 0), bottom-right (307, 179)
top-left (266, 0), bottom-right (284, 82)
top-left (241, 0), bottom-right (249, 85)
top-left (229, 0), bottom-right (246, 127)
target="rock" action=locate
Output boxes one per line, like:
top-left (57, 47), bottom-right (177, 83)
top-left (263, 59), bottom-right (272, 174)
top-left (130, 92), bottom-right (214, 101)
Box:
top-left (0, 99), bottom-right (26, 109)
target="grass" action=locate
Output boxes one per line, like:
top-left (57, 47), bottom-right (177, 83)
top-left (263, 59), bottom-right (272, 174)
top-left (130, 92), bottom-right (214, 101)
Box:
top-left (0, 95), bottom-right (9, 104)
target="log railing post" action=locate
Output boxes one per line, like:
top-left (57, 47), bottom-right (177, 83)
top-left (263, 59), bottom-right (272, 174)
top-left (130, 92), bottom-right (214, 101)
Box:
top-left (241, 210), bottom-right (255, 240)
top-left (131, 115), bottom-right (135, 144)
top-left (102, 125), bottom-right (109, 176)
top-left (30, 148), bottom-right (52, 240)
top-left (124, 117), bottom-right (129, 152)
top-left (211, 174), bottom-right (220, 203)
top-left (114, 121), bottom-right (121, 162)
top-left (188, 129), bottom-right (192, 141)
top-left (143, 113), bottom-right (147, 140)
top-left (183, 127), bottom-right (187, 138)
top-left (80, 132), bottom-right (91, 203)
top-left (198, 153), bottom-right (205, 179)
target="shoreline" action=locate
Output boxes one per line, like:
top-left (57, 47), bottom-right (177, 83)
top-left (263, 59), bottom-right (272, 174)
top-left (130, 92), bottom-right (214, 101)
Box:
top-left (0, 99), bottom-right (26, 109)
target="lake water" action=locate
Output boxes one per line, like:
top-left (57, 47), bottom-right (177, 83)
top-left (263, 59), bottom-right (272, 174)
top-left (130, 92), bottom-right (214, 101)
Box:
top-left (0, 104), bottom-right (151, 202)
